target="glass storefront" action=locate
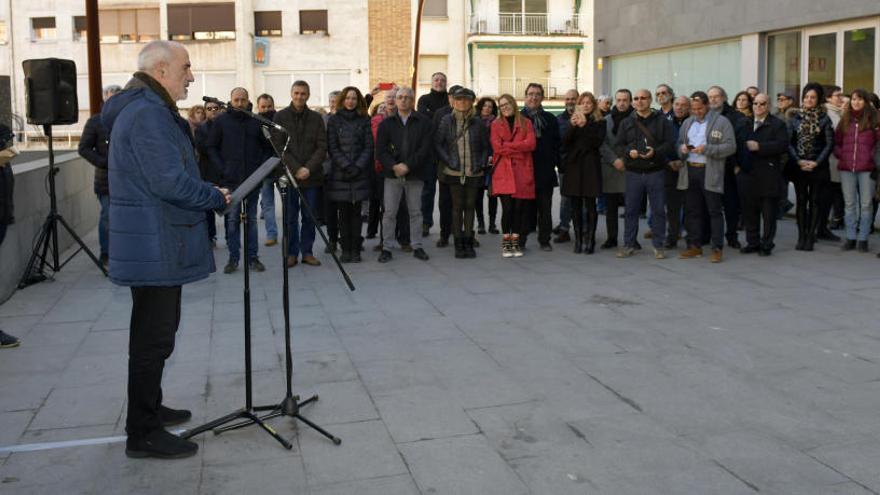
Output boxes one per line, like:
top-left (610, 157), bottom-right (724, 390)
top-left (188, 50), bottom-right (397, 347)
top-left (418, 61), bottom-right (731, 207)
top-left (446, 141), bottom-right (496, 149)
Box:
top-left (844, 28), bottom-right (875, 92)
top-left (767, 32), bottom-right (800, 101)
top-left (609, 40), bottom-right (742, 96)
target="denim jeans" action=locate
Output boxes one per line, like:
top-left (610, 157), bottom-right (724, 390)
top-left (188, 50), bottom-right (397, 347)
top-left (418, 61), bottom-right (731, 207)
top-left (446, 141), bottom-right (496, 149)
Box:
top-left (384, 178), bottom-right (424, 249)
top-left (286, 186), bottom-right (320, 257)
top-left (224, 190), bottom-right (259, 263)
top-left (260, 177), bottom-right (278, 241)
top-left (624, 170), bottom-right (666, 248)
top-left (840, 170), bottom-right (876, 241)
top-left (97, 193), bottom-right (110, 257)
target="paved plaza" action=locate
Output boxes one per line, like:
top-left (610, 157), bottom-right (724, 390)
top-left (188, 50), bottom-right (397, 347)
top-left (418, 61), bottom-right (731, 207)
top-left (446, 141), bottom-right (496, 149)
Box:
top-left (2, 208), bottom-right (880, 495)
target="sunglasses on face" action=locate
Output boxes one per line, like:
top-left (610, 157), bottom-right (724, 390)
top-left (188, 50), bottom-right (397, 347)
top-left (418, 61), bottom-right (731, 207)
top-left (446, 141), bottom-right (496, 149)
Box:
top-left (206, 106), bottom-right (220, 111)
top-left (753, 102), bottom-right (768, 106)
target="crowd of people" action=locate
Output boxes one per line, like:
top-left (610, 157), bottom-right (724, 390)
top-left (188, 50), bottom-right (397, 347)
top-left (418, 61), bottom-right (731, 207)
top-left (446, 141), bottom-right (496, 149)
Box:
top-left (75, 73), bottom-right (880, 269)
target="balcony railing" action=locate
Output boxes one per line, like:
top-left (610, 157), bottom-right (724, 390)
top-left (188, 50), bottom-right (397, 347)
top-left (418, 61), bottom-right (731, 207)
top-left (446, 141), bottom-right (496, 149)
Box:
top-left (469, 13), bottom-right (584, 36)
top-left (479, 77), bottom-right (584, 99)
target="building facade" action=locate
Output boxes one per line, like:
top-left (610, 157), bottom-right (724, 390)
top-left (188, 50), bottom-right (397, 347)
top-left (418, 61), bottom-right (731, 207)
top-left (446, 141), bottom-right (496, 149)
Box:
top-left (0, 0), bottom-right (594, 140)
top-left (593, 0), bottom-right (880, 100)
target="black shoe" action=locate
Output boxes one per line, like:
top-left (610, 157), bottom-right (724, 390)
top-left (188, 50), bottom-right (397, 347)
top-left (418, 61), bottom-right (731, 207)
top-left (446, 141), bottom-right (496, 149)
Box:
top-left (600, 239), bottom-right (617, 250)
top-left (466, 237), bottom-right (477, 258)
top-left (858, 240), bottom-right (869, 253)
top-left (351, 251), bottom-right (363, 263)
top-left (365, 232), bottom-right (377, 240)
top-left (159, 405), bottom-right (192, 427)
top-left (488, 225), bottom-right (500, 235)
top-left (324, 242), bottom-right (337, 254)
top-left (377, 250), bottom-right (392, 263)
top-left (802, 239), bottom-right (815, 251)
top-left (758, 248), bottom-right (772, 257)
top-left (413, 248), bottom-right (429, 261)
top-left (540, 243), bottom-right (553, 252)
top-left (842, 240), bottom-right (856, 251)
top-left (0, 330), bottom-right (21, 348)
top-left (727, 238), bottom-right (742, 249)
top-left (454, 237), bottom-right (467, 259)
top-left (125, 429), bottom-right (198, 459)
top-left (436, 237), bottom-right (449, 248)
top-left (829, 218), bottom-right (843, 230)
top-left (817, 230), bottom-right (841, 242)
top-left (552, 225), bottom-right (563, 235)
top-left (633, 240), bottom-right (642, 250)
top-left (740, 245), bottom-right (760, 254)
top-left (249, 259), bottom-right (266, 272)
top-left (340, 251), bottom-right (352, 263)
top-left (223, 260), bottom-right (238, 274)
top-left (553, 231), bottom-right (571, 243)
top-left (422, 224), bottom-right (430, 238)
top-left (477, 223), bottom-right (487, 235)
top-left (663, 239), bottom-right (678, 250)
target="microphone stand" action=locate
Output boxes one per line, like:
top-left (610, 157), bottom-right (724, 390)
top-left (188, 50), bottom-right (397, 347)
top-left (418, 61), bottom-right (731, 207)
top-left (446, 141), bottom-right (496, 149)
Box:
top-left (186, 99), bottom-right (351, 446)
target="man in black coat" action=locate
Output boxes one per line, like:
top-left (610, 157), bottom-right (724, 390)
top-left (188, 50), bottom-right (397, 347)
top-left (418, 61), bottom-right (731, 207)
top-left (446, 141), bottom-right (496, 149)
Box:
top-left (736, 93), bottom-right (789, 256)
top-left (376, 87), bottom-right (433, 262)
top-left (417, 73), bottom-right (448, 241)
top-left (78, 84), bottom-right (121, 266)
top-left (195, 99), bottom-right (223, 244)
top-left (428, 84), bottom-right (459, 246)
top-left (521, 83), bottom-right (561, 250)
top-left (206, 87), bottom-right (274, 273)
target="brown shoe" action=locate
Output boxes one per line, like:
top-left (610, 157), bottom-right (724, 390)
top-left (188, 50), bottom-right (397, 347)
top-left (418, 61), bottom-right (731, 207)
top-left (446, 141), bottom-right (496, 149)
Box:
top-left (265, 239), bottom-right (278, 247)
top-left (286, 256), bottom-right (298, 268)
top-left (301, 255), bottom-right (322, 266)
top-left (400, 244), bottom-right (414, 253)
top-left (710, 249), bottom-right (722, 263)
top-left (643, 230), bottom-right (653, 239)
top-left (679, 247), bottom-right (703, 259)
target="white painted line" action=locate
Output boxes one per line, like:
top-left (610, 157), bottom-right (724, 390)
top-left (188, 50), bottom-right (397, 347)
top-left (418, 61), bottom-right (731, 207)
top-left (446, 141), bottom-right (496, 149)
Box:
top-left (0, 429), bottom-right (185, 454)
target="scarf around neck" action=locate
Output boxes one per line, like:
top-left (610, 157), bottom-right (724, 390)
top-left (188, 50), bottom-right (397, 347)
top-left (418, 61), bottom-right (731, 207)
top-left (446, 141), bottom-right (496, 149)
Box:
top-left (611, 106), bottom-right (634, 134)
top-left (796, 107), bottom-right (824, 158)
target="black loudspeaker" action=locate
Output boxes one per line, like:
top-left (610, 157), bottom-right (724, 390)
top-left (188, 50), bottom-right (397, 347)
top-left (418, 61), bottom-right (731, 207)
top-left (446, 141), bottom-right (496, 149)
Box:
top-left (22, 58), bottom-right (79, 126)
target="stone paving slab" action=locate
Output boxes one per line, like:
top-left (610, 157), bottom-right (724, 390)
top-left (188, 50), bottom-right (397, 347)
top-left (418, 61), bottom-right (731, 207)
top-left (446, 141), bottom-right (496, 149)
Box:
top-left (2, 207), bottom-right (880, 493)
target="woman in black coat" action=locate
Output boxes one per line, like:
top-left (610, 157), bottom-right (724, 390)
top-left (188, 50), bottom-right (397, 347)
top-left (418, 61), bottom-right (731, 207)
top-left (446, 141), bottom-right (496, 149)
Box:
top-left (327, 86), bottom-right (373, 262)
top-left (787, 82), bottom-right (835, 251)
top-left (560, 92), bottom-right (606, 254)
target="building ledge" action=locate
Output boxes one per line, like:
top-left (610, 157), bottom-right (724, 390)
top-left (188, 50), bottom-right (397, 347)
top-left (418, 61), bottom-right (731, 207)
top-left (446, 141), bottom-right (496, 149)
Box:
top-left (467, 34), bottom-right (587, 47)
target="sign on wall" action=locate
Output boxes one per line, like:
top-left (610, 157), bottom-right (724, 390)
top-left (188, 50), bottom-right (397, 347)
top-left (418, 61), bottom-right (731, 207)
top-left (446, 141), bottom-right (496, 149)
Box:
top-left (254, 37), bottom-right (270, 66)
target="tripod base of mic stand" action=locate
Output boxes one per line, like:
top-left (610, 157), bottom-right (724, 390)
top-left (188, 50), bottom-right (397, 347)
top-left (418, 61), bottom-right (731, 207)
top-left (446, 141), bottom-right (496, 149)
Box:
top-left (215, 395), bottom-right (342, 445)
top-left (180, 408), bottom-right (293, 450)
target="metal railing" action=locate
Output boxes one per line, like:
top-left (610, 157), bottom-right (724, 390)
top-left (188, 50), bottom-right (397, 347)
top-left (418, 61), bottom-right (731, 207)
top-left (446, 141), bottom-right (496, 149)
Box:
top-left (481, 77), bottom-right (584, 99)
top-left (469, 13), bottom-right (584, 36)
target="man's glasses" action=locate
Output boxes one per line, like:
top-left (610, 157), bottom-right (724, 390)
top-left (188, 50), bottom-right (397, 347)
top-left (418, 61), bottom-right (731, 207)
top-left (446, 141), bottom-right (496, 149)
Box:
top-left (753, 102), bottom-right (768, 107)
top-left (206, 106), bottom-right (220, 111)
top-left (655, 91), bottom-right (668, 96)
top-left (633, 96), bottom-right (650, 101)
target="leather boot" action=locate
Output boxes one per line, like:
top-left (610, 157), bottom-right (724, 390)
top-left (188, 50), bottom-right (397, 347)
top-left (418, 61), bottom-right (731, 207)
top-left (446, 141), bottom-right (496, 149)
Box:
top-left (795, 206), bottom-right (807, 250)
top-left (585, 207), bottom-right (598, 254)
top-left (454, 236), bottom-right (467, 258)
top-left (465, 235), bottom-right (477, 258)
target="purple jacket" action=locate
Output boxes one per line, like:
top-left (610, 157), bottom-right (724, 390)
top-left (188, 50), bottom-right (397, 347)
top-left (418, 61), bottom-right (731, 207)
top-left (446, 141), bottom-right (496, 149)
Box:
top-left (834, 120), bottom-right (880, 173)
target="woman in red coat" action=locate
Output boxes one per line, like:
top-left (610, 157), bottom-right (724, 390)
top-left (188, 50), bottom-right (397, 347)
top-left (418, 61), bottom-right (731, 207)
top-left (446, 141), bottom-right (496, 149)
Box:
top-left (491, 94), bottom-right (536, 257)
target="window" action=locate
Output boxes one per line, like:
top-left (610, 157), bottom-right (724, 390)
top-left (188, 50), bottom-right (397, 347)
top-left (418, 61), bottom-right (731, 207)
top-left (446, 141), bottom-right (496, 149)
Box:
top-left (767, 32), bottom-right (801, 104)
top-left (610, 40), bottom-right (742, 98)
top-left (255, 11), bottom-right (282, 37)
top-left (299, 10), bottom-right (327, 34)
top-left (99, 9), bottom-right (159, 43)
top-left (31, 17), bottom-right (57, 41)
top-left (844, 28), bottom-right (875, 93)
top-left (73, 16), bottom-right (87, 41)
top-left (423, 0), bottom-right (447, 18)
top-left (418, 55), bottom-right (447, 84)
top-left (807, 33), bottom-right (836, 86)
top-left (168, 3), bottom-right (236, 41)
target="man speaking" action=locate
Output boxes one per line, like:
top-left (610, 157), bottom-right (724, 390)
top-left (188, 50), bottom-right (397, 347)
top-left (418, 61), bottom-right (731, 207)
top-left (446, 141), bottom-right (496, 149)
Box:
top-left (102, 40), bottom-right (231, 459)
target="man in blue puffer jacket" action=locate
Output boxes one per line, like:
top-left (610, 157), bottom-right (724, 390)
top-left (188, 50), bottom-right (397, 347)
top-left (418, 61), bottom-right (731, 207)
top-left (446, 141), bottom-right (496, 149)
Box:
top-left (102, 40), bottom-right (230, 459)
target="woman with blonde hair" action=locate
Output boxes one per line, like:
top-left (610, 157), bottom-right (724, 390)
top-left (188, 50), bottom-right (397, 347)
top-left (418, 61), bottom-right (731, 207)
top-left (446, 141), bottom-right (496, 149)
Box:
top-left (490, 93), bottom-right (537, 257)
top-left (560, 92), bottom-right (606, 254)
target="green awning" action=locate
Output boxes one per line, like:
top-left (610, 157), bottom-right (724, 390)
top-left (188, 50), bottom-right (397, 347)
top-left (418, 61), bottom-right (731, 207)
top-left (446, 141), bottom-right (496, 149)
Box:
top-left (473, 42), bottom-right (584, 50)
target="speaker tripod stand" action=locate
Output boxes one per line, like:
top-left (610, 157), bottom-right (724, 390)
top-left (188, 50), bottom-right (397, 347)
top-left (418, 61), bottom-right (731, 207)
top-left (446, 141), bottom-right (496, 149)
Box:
top-left (19, 124), bottom-right (107, 289)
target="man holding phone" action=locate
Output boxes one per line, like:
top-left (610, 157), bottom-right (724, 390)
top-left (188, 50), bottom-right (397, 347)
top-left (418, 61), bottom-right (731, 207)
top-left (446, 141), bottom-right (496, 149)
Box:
top-left (613, 89), bottom-right (674, 259)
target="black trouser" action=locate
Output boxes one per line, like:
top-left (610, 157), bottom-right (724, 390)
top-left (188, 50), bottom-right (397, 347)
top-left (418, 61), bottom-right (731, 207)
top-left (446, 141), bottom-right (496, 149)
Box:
top-left (206, 210), bottom-right (217, 240)
top-left (603, 192), bottom-right (624, 242)
top-left (685, 167), bottom-right (724, 250)
top-left (127, 285), bottom-right (182, 438)
top-left (818, 181), bottom-right (842, 230)
top-left (439, 181), bottom-right (452, 239)
top-left (325, 198), bottom-right (340, 244)
top-left (532, 188), bottom-right (553, 245)
top-left (448, 178), bottom-right (481, 237)
top-left (367, 174), bottom-right (383, 237)
top-left (337, 201), bottom-right (363, 254)
top-left (723, 166), bottom-right (740, 241)
top-left (500, 195), bottom-right (529, 237)
top-left (475, 186), bottom-right (498, 228)
top-left (740, 176), bottom-right (778, 250)
top-left (665, 185), bottom-right (684, 243)
top-left (793, 178), bottom-right (826, 242)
